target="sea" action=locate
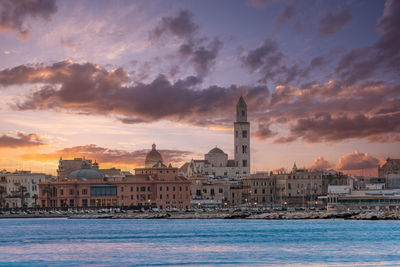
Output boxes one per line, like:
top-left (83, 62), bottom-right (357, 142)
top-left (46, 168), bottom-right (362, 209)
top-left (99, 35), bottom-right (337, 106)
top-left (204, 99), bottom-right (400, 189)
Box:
top-left (0, 218), bottom-right (399, 266)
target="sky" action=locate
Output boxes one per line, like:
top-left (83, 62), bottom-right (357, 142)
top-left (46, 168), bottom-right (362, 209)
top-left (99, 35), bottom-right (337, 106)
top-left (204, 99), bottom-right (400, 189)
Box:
top-left (0, 0), bottom-right (399, 176)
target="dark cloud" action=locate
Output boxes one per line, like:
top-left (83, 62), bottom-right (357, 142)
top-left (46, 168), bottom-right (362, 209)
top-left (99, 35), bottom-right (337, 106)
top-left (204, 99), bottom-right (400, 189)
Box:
top-left (178, 38), bottom-right (223, 77)
top-left (149, 9), bottom-right (223, 78)
top-left (0, 61), bottom-right (269, 127)
top-left (0, 131), bottom-right (45, 148)
top-left (275, 2), bottom-right (297, 25)
top-left (338, 151), bottom-right (379, 170)
top-left (241, 39), bottom-right (326, 84)
top-left (21, 144), bottom-right (194, 167)
top-left (287, 113), bottom-right (400, 143)
top-left (254, 124), bottom-right (277, 140)
top-left (335, 0), bottom-right (400, 85)
top-left (308, 156), bottom-right (334, 171)
top-left (317, 5), bottom-right (352, 37)
top-left (149, 9), bottom-right (198, 41)
top-left (0, 0), bottom-right (57, 38)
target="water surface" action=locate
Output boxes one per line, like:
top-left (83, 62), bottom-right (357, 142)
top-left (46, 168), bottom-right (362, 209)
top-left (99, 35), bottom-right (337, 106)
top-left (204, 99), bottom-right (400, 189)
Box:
top-left (0, 218), bottom-right (399, 266)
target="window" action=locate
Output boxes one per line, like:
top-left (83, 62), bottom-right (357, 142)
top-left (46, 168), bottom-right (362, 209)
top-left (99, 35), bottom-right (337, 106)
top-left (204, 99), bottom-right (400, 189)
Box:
top-left (69, 189), bottom-right (74, 195)
top-left (131, 187), bottom-right (133, 192)
top-left (173, 186), bottom-right (175, 191)
top-left (219, 188), bottom-right (223, 193)
top-left (131, 195), bottom-right (133, 200)
top-left (242, 110), bottom-right (245, 116)
top-left (90, 185), bottom-right (117, 196)
top-left (288, 183), bottom-right (291, 189)
top-left (235, 131), bottom-right (238, 138)
top-left (140, 187), bottom-right (146, 192)
top-left (242, 145), bottom-right (247, 154)
top-left (242, 160), bottom-right (247, 167)
top-left (121, 186), bottom-right (124, 192)
top-left (196, 189), bottom-right (201, 196)
top-left (82, 199), bottom-right (88, 207)
top-left (82, 189), bottom-right (87, 195)
top-left (160, 194), bottom-right (162, 199)
top-left (166, 186), bottom-right (169, 191)
top-left (69, 199), bottom-right (74, 207)
top-left (211, 189), bottom-right (215, 196)
top-left (179, 186), bottom-right (182, 191)
top-left (60, 189), bottom-right (64, 196)
top-left (242, 130), bottom-right (247, 138)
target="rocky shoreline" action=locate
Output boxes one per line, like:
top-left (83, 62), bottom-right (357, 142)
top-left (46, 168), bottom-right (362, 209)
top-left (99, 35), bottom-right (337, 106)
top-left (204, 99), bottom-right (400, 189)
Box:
top-left (2, 211), bottom-right (400, 220)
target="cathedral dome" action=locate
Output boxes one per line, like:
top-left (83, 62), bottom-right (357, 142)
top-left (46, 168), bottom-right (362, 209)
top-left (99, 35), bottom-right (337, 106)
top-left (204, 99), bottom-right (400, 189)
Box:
top-left (145, 144), bottom-right (163, 168)
top-left (67, 168), bottom-right (104, 181)
top-left (208, 147), bottom-right (225, 154)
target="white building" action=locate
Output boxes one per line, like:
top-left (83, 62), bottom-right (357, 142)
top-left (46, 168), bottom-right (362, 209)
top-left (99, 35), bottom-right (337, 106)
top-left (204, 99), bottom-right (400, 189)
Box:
top-left (4, 170), bottom-right (46, 208)
top-left (179, 96), bottom-right (251, 179)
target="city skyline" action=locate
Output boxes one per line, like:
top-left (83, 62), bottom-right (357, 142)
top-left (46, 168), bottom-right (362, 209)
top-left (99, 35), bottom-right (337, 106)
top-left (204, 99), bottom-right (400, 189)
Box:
top-left (0, 0), bottom-right (399, 176)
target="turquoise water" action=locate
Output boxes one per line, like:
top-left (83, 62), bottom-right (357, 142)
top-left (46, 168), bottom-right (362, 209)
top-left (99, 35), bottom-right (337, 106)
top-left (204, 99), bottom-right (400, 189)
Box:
top-left (0, 219), bottom-right (400, 266)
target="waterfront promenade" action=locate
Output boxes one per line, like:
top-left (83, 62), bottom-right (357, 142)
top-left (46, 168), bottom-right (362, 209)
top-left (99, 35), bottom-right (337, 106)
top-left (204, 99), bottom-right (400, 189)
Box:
top-left (2, 209), bottom-right (400, 220)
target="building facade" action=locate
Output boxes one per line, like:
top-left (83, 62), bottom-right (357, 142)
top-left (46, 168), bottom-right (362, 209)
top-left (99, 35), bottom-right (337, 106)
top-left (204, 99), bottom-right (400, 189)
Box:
top-left (180, 96), bottom-right (250, 179)
top-left (39, 145), bottom-right (191, 210)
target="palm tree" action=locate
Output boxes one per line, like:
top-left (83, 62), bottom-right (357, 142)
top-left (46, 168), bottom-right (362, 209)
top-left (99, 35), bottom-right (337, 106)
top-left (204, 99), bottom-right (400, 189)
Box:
top-left (16, 185), bottom-right (29, 210)
top-left (0, 186), bottom-right (6, 210)
top-left (42, 184), bottom-right (52, 211)
top-left (32, 194), bottom-right (38, 210)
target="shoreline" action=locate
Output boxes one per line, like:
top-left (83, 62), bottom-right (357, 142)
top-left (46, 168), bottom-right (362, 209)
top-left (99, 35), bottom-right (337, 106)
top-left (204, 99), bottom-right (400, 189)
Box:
top-left (1, 211), bottom-right (400, 220)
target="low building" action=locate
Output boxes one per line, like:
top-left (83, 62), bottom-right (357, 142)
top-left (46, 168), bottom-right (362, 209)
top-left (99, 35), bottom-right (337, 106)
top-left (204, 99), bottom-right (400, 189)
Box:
top-left (243, 172), bottom-right (275, 207)
top-left (327, 189), bottom-right (400, 212)
top-left (378, 158), bottom-right (400, 177)
top-left (2, 170), bottom-right (46, 208)
top-left (39, 145), bottom-right (191, 210)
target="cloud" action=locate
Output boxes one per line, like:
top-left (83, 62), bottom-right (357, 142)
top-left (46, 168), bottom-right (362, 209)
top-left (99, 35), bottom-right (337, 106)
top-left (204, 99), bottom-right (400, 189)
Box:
top-left (287, 113), bottom-right (400, 143)
top-left (309, 156), bottom-right (334, 171)
top-left (0, 60), bottom-right (269, 127)
top-left (335, 0), bottom-right (400, 85)
top-left (178, 38), bottom-right (223, 77)
top-left (149, 9), bottom-right (223, 77)
top-left (254, 124), bottom-right (277, 140)
top-left (241, 39), bottom-right (326, 84)
top-left (20, 144), bottom-right (194, 167)
top-left (0, 0), bottom-right (57, 39)
top-left (149, 9), bottom-right (198, 42)
top-left (317, 5), bottom-right (352, 37)
top-left (338, 151), bottom-right (379, 171)
top-left (275, 1), bottom-right (299, 26)
top-left (0, 131), bottom-right (45, 148)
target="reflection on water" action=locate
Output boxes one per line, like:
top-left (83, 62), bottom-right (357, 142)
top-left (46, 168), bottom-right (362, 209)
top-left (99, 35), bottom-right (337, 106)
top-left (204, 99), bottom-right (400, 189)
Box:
top-left (0, 219), bottom-right (400, 266)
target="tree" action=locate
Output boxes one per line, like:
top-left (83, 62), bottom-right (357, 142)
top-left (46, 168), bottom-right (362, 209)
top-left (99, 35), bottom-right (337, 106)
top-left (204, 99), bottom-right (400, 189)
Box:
top-left (16, 185), bottom-right (29, 209)
top-left (32, 194), bottom-right (38, 209)
top-left (42, 184), bottom-right (52, 210)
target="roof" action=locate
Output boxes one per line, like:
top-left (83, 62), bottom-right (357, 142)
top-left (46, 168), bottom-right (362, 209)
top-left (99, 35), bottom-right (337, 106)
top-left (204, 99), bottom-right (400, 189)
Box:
top-left (208, 147), bottom-right (225, 154)
top-left (67, 168), bottom-right (104, 181)
top-left (179, 162), bottom-right (190, 172)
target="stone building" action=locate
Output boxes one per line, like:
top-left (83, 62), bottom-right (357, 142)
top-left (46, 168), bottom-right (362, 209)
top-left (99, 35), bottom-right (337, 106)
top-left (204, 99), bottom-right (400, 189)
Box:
top-left (39, 145), bottom-right (191, 210)
top-left (243, 172), bottom-right (276, 207)
top-left (180, 96), bottom-right (251, 179)
top-left (378, 158), bottom-right (400, 177)
top-left (1, 170), bottom-right (46, 208)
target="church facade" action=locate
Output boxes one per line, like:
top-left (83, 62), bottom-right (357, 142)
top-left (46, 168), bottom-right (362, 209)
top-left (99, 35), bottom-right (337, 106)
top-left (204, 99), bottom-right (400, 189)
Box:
top-left (179, 96), bottom-right (250, 179)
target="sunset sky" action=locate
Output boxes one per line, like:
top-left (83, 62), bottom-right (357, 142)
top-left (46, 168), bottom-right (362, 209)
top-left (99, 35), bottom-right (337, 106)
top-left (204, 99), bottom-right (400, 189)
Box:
top-left (0, 0), bottom-right (399, 176)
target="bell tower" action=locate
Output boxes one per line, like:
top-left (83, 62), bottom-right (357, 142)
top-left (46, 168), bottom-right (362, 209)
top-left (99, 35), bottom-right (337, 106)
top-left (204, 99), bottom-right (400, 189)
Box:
top-left (234, 96), bottom-right (250, 177)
